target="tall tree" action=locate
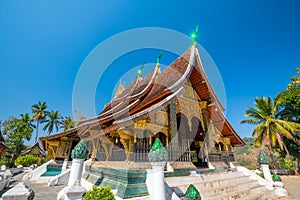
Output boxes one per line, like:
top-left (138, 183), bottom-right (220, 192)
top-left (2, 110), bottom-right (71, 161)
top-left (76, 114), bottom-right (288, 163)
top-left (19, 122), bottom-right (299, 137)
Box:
top-left (20, 113), bottom-right (36, 130)
top-left (241, 97), bottom-right (300, 158)
top-left (31, 101), bottom-right (48, 142)
top-left (277, 68), bottom-right (300, 169)
top-left (278, 68), bottom-right (300, 122)
top-left (62, 116), bottom-right (75, 131)
top-left (43, 110), bottom-right (63, 135)
top-left (0, 116), bottom-right (33, 166)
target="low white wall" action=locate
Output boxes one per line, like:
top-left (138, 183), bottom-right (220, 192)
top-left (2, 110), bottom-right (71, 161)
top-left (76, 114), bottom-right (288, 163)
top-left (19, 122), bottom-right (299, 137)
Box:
top-left (22, 159), bottom-right (54, 181)
top-left (48, 169), bottom-right (70, 187)
top-left (236, 166), bottom-right (274, 190)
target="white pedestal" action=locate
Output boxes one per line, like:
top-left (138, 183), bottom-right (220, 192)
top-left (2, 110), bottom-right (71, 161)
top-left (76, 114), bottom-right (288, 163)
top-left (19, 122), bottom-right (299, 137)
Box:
top-left (261, 164), bottom-right (272, 182)
top-left (68, 159), bottom-right (84, 186)
top-left (62, 159), bottom-right (68, 172)
top-left (58, 159), bottom-right (86, 200)
top-left (147, 162), bottom-right (166, 200)
top-left (273, 181), bottom-right (288, 197)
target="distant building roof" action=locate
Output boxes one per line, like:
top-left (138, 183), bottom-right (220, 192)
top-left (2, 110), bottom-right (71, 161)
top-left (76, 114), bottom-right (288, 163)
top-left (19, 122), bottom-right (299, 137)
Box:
top-left (20, 142), bottom-right (46, 156)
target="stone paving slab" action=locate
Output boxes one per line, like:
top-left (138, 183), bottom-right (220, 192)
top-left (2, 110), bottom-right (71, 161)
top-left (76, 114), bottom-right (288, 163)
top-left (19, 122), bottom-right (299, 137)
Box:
top-left (281, 175), bottom-right (300, 200)
top-left (25, 182), bottom-right (64, 200)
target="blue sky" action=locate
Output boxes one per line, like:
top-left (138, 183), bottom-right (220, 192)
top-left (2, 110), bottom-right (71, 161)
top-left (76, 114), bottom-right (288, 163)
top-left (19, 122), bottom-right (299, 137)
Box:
top-left (0, 1), bottom-right (300, 143)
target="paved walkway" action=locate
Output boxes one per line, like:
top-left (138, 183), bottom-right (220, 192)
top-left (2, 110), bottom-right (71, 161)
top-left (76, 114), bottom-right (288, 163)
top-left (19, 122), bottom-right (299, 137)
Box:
top-left (281, 175), bottom-right (300, 200)
top-left (0, 172), bottom-right (64, 200)
top-left (25, 182), bottom-right (64, 200)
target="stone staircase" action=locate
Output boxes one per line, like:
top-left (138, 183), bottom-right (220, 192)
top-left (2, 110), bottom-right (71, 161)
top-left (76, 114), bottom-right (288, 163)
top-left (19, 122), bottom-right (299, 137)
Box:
top-left (165, 170), bottom-right (280, 200)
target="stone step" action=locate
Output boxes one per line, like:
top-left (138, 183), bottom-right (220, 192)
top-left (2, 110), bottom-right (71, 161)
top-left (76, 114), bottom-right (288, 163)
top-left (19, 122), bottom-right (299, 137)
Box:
top-left (200, 180), bottom-right (259, 198)
top-left (200, 171), bottom-right (246, 181)
top-left (204, 185), bottom-right (269, 200)
top-left (166, 171), bottom-right (247, 188)
top-left (238, 190), bottom-right (277, 200)
top-left (172, 179), bottom-right (258, 198)
top-left (169, 175), bottom-right (252, 190)
top-left (166, 170), bottom-right (279, 200)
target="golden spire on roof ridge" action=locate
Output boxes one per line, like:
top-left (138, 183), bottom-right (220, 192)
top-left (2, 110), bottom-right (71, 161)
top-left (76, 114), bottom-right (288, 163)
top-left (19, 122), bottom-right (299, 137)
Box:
top-left (191, 25), bottom-right (198, 45)
top-left (156, 52), bottom-right (162, 73)
top-left (114, 80), bottom-right (125, 98)
top-left (138, 62), bottom-right (145, 81)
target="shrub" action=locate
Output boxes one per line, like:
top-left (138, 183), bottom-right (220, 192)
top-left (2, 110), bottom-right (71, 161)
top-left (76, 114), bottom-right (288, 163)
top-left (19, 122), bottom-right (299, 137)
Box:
top-left (40, 156), bottom-right (51, 165)
top-left (258, 173), bottom-right (264, 178)
top-left (83, 186), bottom-right (115, 200)
top-left (14, 154), bottom-right (39, 167)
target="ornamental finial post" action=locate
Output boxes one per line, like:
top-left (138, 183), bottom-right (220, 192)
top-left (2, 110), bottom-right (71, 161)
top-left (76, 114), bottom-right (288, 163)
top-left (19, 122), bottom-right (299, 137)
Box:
top-left (157, 52), bottom-right (162, 66)
top-left (191, 25), bottom-right (199, 45)
top-left (138, 62), bottom-right (145, 77)
top-left (185, 184), bottom-right (201, 200)
top-left (258, 149), bottom-right (268, 165)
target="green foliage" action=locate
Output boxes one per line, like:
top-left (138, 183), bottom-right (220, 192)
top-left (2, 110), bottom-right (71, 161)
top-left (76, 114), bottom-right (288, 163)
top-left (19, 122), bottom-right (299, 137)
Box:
top-left (71, 139), bottom-right (89, 159)
top-left (14, 154), bottom-right (39, 167)
top-left (83, 186), bottom-right (115, 200)
top-left (234, 137), bottom-right (254, 155)
top-left (148, 138), bottom-right (168, 162)
top-left (40, 156), bottom-right (51, 165)
top-left (43, 110), bottom-right (63, 135)
top-left (279, 157), bottom-right (293, 170)
top-left (31, 101), bottom-right (48, 142)
top-left (241, 96), bottom-right (300, 160)
top-left (62, 116), bottom-right (75, 131)
top-left (258, 173), bottom-right (264, 178)
top-left (276, 68), bottom-right (300, 170)
top-left (0, 116), bottom-right (34, 167)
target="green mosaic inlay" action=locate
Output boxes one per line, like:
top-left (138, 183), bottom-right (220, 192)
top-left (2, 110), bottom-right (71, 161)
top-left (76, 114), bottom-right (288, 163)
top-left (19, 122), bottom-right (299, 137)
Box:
top-left (71, 139), bottom-right (89, 159)
top-left (148, 138), bottom-right (168, 162)
top-left (185, 184), bottom-right (201, 200)
top-left (257, 150), bottom-right (268, 165)
top-left (272, 173), bottom-right (281, 181)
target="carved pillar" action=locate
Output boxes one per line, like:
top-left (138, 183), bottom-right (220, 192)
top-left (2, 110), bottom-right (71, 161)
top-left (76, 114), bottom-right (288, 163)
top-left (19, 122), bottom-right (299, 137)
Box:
top-left (120, 138), bottom-right (130, 161)
top-left (101, 136), bottom-right (113, 161)
top-left (168, 101), bottom-right (178, 144)
top-left (91, 139), bottom-right (99, 161)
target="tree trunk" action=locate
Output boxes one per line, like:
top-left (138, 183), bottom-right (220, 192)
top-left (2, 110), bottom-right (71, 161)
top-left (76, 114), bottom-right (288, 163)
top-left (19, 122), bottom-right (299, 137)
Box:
top-left (35, 120), bottom-right (39, 142)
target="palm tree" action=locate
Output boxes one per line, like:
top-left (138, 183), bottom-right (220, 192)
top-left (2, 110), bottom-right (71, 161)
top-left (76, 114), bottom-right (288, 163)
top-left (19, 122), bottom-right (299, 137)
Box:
top-left (43, 110), bottom-right (63, 135)
top-left (18, 113), bottom-right (36, 142)
top-left (31, 101), bottom-right (48, 142)
top-left (62, 116), bottom-right (75, 131)
top-left (241, 96), bottom-right (300, 157)
top-left (20, 113), bottom-right (36, 130)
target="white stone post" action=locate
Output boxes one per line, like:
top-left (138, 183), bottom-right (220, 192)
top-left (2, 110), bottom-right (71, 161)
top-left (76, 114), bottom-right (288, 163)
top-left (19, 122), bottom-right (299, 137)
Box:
top-left (147, 138), bottom-right (168, 200)
top-left (148, 162), bottom-right (166, 200)
top-left (260, 164), bottom-right (272, 182)
top-left (257, 150), bottom-right (273, 182)
top-left (68, 159), bottom-right (84, 186)
top-left (62, 158), bottom-right (68, 172)
top-left (58, 139), bottom-right (88, 200)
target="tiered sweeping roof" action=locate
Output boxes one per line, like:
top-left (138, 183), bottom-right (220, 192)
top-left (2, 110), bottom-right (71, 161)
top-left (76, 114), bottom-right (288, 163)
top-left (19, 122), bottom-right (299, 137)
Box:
top-left (75, 45), bottom-right (245, 146)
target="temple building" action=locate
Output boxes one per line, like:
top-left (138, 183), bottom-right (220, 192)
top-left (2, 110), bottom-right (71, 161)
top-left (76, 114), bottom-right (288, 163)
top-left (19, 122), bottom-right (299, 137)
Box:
top-left (42, 44), bottom-right (244, 169)
top-left (20, 142), bottom-right (46, 159)
top-left (40, 128), bottom-right (80, 161)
